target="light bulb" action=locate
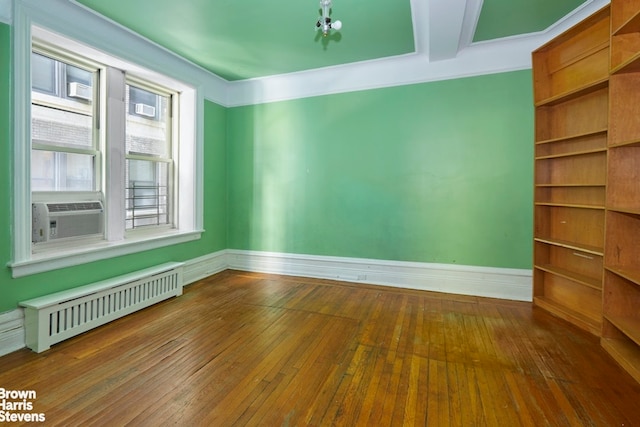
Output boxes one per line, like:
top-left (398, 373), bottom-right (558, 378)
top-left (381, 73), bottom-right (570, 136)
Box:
top-left (332, 20), bottom-right (342, 31)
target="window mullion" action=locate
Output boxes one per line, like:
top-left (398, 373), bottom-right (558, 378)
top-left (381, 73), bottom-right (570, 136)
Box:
top-left (104, 67), bottom-right (126, 242)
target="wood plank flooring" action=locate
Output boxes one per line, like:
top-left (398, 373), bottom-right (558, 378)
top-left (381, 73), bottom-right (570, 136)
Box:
top-left (1, 270), bottom-right (639, 426)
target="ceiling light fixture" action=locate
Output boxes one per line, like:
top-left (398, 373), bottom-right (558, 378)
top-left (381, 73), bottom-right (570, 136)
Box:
top-left (316, 0), bottom-right (342, 37)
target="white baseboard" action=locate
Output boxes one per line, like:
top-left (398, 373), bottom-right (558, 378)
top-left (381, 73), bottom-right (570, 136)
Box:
top-left (182, 249), bottom-right (228, 285)
top-left (1, 250), bottom-right (532, 356)
top-left (0, 309), bottom-right (25, 357)
top-left (226, 250), bottom-right (533, 302)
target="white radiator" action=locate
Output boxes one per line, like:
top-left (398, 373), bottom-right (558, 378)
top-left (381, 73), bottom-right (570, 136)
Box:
top-left (20, 262), bottom-right (184, 353)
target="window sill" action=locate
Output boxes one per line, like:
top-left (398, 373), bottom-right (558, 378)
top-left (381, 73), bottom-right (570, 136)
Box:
top-left (8, 229), bottom-right (203, 278)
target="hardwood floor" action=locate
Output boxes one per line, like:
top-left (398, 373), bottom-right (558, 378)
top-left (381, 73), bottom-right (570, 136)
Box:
top-left (1, 270), bottom-right (639, 426)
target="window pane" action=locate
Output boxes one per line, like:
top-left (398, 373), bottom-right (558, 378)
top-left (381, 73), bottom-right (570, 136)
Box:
top-left (126, 85), bottom-right (169, 158)
top-left (66, 63), bottom-right (92, 87)
top-left (125, 160), bottom-right (169, 229)
top-left (129, 86), bottom-right (157, 117)
top-left (32, 53), bottom-right (56, 95)
top-left (31, 53), bottom-right (96, 156)
top-left (31, 150), bottom-right (95, 191)
top-left (32, 54), bottom-right (94, 104)
top-left (32, 104), bottom-right (93, 149)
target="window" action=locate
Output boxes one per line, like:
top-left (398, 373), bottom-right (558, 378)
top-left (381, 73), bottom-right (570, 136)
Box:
top-left (31, 52), bottom-right (98, 192)
top-left (10, 23), bottom-right (202, 277)
top-left (32, 52), bottom-right (93, 99)
top-left (125, 83), bottom-right (172, 229)
top-left (128, 85), bottom-right (161, 120)
top-left (31, 44), bottom-right (182, 238)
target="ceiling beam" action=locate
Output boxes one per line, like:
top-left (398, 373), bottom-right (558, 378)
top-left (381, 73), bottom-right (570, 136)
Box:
top-left (428, 0), bottom-right (467, 61)
top-left (410, 0), bottom-right (429, 54)
top-left (458, 0), bottom-right (484, 52)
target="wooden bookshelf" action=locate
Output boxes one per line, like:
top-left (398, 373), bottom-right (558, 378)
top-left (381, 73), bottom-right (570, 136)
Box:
top-left (602, 210), bottom-right (640, 382)
top-left (611, 0), bottom-right (640, 73)
top-left (532, 5), bottom-right (609, 336)
top-left (532, 0), bottom-right (640, 385)
top-left (532, 6), bottom-right (610, 105)
top-left (601, 0), bottom-right (640, 386)
top-left (535, 86), bottom-right (609, 140)
top-left (601, 0), bottom-right (640, 385)
top-left (602, 269), bottom-right (640, 383)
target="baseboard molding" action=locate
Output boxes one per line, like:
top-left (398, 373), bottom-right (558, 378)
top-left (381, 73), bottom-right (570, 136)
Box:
top-left (1, 250), bottom-right (532, 356)
top-left (182, 249), bottom-right (228, 285)
top-left (0, 309), bottom-right (25, 357)
top-left (226, 250), bottom-right (533, 302)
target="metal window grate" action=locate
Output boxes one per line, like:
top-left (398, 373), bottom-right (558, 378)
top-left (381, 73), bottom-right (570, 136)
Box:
top-left (125, 183), bottom-right (169, 229)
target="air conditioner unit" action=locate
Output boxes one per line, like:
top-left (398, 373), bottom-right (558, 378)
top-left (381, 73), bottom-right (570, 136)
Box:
top-left (68, 82), bottom-right (92, 101)
top-left (32, 201), bottom-right (104, 243)
top-left (135, 103), bottom-right (156, 117)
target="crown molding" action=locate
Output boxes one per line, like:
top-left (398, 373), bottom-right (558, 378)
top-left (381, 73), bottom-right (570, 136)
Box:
top-left (225, 41), bottom-right (526, 107)
top-left (225, 0), bottom-right (610, 106)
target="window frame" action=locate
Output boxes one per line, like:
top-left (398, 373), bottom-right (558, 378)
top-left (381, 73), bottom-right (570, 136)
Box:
top-left (10, 18), bottom-right (203, 278)
top-left (30, 46), bottom-right (101, 194)
top-left (124, 78), bottom-right (175, 232)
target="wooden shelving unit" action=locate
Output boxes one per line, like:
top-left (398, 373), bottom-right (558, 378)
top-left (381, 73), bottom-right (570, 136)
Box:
top-left (535, 0), bottom-right (640, 384)
top-left (603, 2), bottom-right (640, 382)
top-left (611, 0), bottom-right (640, 73)
top-left (531, 5), bottom-right (610, 337)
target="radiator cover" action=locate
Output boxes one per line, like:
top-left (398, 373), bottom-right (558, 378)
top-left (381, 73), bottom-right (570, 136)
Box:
top-left (20, 262), bottom-right (184, 353)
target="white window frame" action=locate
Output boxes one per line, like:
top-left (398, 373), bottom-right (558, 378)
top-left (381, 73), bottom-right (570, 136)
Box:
top-left (124, 77), bottom-right (175, 232)
top-left (30, 46), bottom-right (101, 196)
top-left (10, 13), bottom-right (203, 278)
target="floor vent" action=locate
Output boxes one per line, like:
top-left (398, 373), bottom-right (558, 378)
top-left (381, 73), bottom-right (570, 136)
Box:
top-left (20, 262), bottom-right (184, 353)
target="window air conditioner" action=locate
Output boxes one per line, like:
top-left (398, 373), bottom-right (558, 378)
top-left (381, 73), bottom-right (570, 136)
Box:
top-left (68, 82), bottom-right (92, 101)
top-left (135, 103), bottom-right (156, 117)
top-left (32, 201), bottom-right (104, 243)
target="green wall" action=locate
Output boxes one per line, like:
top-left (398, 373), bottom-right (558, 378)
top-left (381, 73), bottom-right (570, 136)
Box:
top-left (0, 21), bottom-right (228, 312)
top-left (227, 70), bottom-right (534, 269)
